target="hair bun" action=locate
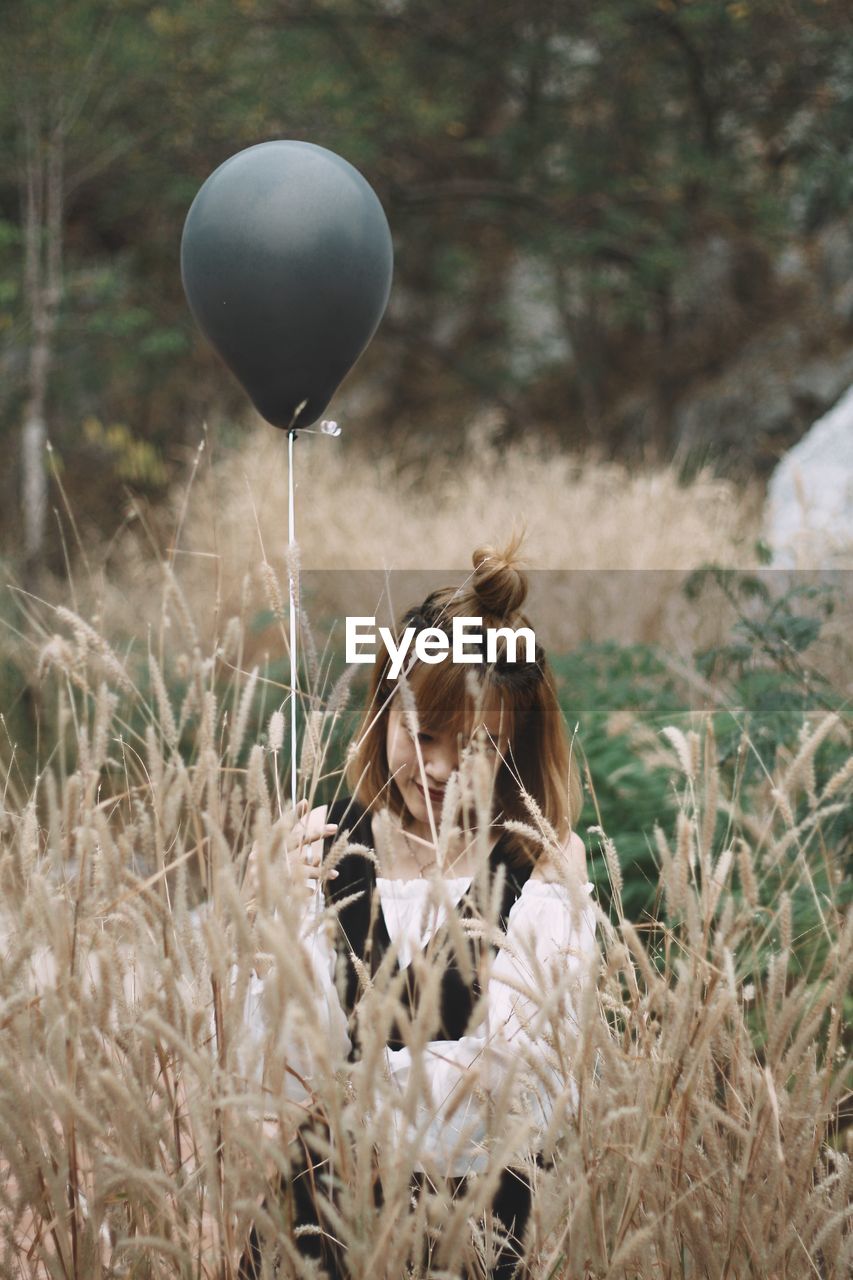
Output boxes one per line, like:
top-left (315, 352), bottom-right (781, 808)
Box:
top-left (471, 534), bottom-right (528, 616)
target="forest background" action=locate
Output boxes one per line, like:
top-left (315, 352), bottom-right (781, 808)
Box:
top-left (2, 0), bottom-right (853, 575)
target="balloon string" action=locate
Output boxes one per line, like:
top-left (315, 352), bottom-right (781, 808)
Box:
top-left (288, 427), bottom-right (324, 938)
top-left (288, 426), bottom-right (298, 811)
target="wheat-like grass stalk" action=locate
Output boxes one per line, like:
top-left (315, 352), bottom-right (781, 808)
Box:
top-left (1, 506), bottom-right (850, 1279)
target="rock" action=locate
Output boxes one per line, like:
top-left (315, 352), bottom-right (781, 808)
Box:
top-left (764, 383), bottom-right (853, 568)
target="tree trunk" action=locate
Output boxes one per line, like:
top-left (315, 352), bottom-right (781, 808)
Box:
top-left (22, 410), bottom-right (47, 567)
top-left (20, 104), bottom-right (63, 577)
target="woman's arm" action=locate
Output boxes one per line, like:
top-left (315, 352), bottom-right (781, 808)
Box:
top-left (382, 874), bottom-right (597, 1174)
top-left (231, 803), bottom-right (353, 1104)
top-left (488, 872), bottom-right (596, 1046)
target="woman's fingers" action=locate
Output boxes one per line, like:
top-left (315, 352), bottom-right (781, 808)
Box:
top-left (285, 802), bottom-right (339, 878)
top-left (287, 824), bottom-right (338, 856)
top-left (299, 848), bottom-right (338, 880)
top-left (244, 807), bottom-right (340, 919)
top-left (246, 804), bottom-right (341, 891)
top-left (294, 824), bottom-right (339, 851)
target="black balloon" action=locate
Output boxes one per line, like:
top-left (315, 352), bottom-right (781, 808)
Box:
top-left (181, 141), bottom-right (393, 430)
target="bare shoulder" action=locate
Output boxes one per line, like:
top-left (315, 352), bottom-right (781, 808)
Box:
top-left (530, 830), bottom-right (588, 883)
top-left (566, 830), bottom-right (588, 879)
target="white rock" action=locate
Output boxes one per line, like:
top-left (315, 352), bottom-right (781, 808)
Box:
top-left (765, 383), bottom-right (853, 568)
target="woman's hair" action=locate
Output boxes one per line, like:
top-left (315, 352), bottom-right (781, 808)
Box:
top-left (346, 532), bottom-right (583, 870)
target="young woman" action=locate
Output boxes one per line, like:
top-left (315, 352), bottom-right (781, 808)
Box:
top-left (240, 537), bottom-right (598, 1278)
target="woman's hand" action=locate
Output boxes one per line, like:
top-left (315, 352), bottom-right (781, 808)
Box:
top-left (530, 830), bottom-right (588, 885)
top-left (244, 800), bottom-right (339, 916)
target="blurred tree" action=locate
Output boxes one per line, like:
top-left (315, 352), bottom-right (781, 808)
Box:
top-left (1, 0), bottom-right (851, 563)
top-left (0, 0), bottom-right (170, 574)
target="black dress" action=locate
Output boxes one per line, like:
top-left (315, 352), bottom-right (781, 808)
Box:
top-left (239, 796), bottom-right (548, 1279)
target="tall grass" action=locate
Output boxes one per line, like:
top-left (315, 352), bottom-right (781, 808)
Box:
top-left (91, 425), bottom-right (766, 659)
top-left (1, 538), bottom-right (849, 1279)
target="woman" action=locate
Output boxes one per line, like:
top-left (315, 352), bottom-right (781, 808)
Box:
top-left (240, 537), bottom-right (597, 1278)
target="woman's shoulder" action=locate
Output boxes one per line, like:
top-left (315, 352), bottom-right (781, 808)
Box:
top-left (529, 830), bottom-right (588, 884)
top-left (510, 874), bottom-right (597, 945)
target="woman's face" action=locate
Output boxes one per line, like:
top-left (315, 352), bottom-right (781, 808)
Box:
top-left (385, 689), bottom-right (509, 840)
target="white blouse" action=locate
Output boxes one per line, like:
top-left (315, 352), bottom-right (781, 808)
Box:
top-left (375, 873), bottom-right (473, 969)
top-left (12, 868), bottom-right (597, 1179)
top-left (269, 871), bottom-right (599, 1177)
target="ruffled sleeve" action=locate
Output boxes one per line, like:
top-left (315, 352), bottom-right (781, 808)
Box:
top-left (489, 877), bottom-right (597, 1042)
top-left (290, 882), bottom-right (354, 1065)
top-left (219, 882), bottom-right (353, 1108)
top-left (382, 877), bottom-right (598, 1176)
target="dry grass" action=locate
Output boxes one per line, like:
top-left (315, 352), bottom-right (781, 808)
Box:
top-left (0, 527), bottom-right (850, 1279)
top-left (87, 422), bottom-right (766, 663)
top-left (175, 419), bottom-right (761, 571)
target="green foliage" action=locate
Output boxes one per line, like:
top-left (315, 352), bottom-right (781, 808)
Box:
top-left (80, 417), bottom-right (168, 486)
top-left (0, 583), bottom-right (36, 790)
top-left (551, 642), bottom-right (686, 922)
top-left (685, 567), bottom-right (851, 985)
top-left (686, 566), bottom-right (847, 776)
top-left (551, 568), bottom-right (850, 983)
